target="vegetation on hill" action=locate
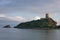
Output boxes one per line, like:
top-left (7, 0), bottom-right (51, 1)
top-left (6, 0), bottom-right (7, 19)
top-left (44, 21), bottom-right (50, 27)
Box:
top-left (14, 14), bottom-right (57, 29)
top-left (14, 19), bottom-right (56, 29)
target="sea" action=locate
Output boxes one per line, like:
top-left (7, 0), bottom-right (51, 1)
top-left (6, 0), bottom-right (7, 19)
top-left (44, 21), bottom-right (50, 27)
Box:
top-left (0, 28), bottom-right (59, 40)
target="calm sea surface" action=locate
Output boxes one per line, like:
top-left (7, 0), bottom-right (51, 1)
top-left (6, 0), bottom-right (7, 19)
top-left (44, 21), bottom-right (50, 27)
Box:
top-left (0, 28), bottom-right (59, 40)
top-left (48, 29), bottom-right (60, 40)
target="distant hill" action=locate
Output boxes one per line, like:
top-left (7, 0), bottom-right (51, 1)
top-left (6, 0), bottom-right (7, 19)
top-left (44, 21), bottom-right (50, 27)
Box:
top-left (14, 13), bottom-right (57, 29)
top-left (57, 25), bottom-right (60, 28)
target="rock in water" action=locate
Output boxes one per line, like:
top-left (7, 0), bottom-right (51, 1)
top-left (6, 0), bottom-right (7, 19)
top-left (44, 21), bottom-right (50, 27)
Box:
top-left (3, 25), bottom-right (11, 28)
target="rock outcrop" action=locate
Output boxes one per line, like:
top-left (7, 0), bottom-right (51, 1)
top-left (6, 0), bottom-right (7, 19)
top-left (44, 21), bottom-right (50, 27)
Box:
top-left (3, 25), bottom-right (11, 28)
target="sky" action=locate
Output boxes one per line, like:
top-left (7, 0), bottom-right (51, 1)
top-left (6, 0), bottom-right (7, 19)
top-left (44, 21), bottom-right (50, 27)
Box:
top-left (0, 0), bottom-right (60, 27)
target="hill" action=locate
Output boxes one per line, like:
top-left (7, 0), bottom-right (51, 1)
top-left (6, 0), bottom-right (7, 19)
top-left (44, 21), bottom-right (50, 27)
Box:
top-left (14, 13), bottom-right (57, 29)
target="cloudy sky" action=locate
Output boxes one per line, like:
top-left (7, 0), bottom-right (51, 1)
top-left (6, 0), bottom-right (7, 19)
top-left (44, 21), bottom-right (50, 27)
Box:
top-left (0, 0), bottom-right (60, 27)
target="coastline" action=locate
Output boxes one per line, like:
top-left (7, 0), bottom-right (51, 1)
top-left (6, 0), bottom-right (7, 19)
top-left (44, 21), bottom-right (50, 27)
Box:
top-left (14, 28), bottom-right (59, 30)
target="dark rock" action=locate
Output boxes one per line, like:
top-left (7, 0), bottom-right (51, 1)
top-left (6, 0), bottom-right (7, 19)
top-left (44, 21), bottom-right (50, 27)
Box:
top-left (3, 25), bottom-right (11, 28)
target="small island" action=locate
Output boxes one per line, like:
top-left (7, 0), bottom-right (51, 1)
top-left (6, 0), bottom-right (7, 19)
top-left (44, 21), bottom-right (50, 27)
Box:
top-left (14, 13), bottom-right (57, 29)
top-left (3, 25), bottom-right (11, 28)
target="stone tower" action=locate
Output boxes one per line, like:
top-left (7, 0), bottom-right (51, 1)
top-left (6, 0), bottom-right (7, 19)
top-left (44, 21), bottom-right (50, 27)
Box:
top-left (46, 13), bottom-right (50, 19)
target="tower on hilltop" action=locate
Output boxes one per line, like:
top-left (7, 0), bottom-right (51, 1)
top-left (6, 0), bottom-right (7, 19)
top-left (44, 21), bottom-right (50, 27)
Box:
top-left (46, 13), bottom-right (50, 19)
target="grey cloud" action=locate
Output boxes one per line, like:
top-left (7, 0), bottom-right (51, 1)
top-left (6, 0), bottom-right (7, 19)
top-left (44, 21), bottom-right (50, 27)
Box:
top-left (0, 0), bottom-right (55, 15)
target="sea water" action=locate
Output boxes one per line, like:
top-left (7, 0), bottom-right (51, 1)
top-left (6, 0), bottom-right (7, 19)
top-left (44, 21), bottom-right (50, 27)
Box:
top-left (0, 28), bottom-right (59, 40)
